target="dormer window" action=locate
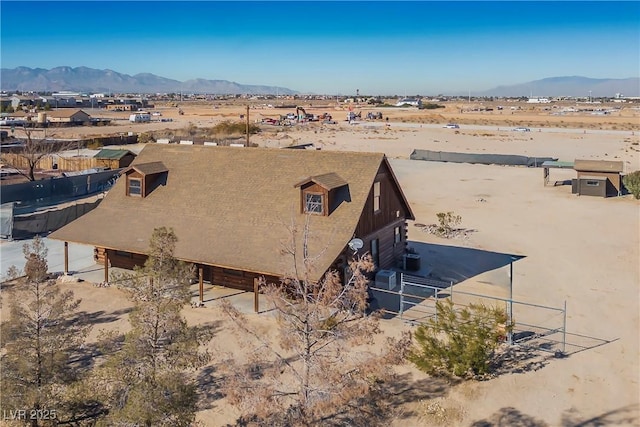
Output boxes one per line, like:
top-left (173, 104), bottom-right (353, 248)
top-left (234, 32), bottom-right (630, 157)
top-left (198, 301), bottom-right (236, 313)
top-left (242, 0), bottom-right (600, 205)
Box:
top-left (124, 161), bottom-right (168, 198)
top-left (295, 172), bottom-right (349, 217)
top-left (305, 193), bottom-right (324, 214)
top-left (128, 178), bottom-right (142, 196)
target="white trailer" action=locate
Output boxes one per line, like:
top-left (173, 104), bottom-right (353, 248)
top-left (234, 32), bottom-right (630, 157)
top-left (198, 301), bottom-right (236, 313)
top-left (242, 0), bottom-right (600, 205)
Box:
top-left (129, 112), bottom-right (151, 123)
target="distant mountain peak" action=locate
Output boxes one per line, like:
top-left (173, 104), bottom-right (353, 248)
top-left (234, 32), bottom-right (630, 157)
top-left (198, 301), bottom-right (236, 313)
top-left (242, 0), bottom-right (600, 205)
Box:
top-left (0, 66), bottom-right (298, 95)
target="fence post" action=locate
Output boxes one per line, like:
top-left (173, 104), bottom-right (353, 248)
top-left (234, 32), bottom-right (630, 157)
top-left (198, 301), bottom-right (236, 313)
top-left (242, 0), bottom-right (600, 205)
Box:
top-left (434, 288), bottom-right (438, 323)
top-left (254, 278), bottom-right (259, 313)
top-left (399, 273), bottom-right (404, 319)
top-left (563, 300), bottom-right (567, 354)
top-left (450, 280), bottom-right (454, 303)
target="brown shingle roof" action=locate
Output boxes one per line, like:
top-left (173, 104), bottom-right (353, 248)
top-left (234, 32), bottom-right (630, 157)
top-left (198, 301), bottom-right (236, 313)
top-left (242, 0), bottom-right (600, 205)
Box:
top-left (50, 145), bottom-right (398, 281)
top-left (294, 172), bottom-right (348, 190)
top-left (126, 161), bottom-right (168, 175)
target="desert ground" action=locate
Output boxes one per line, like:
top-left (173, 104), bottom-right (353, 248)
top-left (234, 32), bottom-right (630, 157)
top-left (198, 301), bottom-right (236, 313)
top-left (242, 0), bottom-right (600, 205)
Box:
top-left (2, 102), bottom-right (639, 425)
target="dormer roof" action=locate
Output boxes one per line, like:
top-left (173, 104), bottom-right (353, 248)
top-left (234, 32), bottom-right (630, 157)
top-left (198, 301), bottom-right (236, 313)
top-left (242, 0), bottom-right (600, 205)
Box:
top-left (294, 172), bottom-right (348, 190)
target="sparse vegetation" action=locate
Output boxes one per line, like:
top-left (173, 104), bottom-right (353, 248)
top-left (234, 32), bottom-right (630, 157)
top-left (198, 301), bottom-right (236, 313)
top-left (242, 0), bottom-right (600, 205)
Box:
top-left (220, 217), bottom-right (410, 425)
top-left (408, 299), bottom-right (510, 379)
top-left (96, 227), bottom-right (212, 426)
top-left (622, 170), bottom-right (640, 199)
top-left (436, 211), bottom-right (462, 237)
top-left (419, 103), bottom-right (446, 110)
top-left (137, 132), bottom-right (154, 144)
top-left (211, 120), bottom-right (260, 136)
top-left (1, 237), bottom-right (92, 424)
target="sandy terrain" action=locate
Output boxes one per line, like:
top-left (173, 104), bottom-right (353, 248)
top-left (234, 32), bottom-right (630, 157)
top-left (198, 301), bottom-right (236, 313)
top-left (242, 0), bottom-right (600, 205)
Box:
top-left (2, 104), bottom-right (639, 426)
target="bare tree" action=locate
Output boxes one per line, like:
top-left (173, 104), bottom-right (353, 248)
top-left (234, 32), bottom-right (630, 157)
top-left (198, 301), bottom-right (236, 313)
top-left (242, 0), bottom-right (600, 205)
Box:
top-left (95, 227), bottom-right (212, 427)
top-left (0, 126), bottom-right (72, 181)
top-left (221, 216), bottom-right (410, 425)
top-left (0, 236), bottom-right (91, 426)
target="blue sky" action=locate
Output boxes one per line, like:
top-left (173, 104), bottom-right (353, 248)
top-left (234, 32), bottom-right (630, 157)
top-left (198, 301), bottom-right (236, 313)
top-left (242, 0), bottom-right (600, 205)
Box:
top-left (1, 1), bottom-right (638, 95)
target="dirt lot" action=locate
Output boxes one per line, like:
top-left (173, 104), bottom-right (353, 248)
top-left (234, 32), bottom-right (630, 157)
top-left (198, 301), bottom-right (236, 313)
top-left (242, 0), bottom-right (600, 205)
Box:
top-left (2, 101), bottom-right (639, 426)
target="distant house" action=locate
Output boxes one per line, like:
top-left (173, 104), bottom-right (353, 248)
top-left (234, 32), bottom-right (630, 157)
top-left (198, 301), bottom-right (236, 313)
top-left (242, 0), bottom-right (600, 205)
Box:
top-left (395, 98), bottom-right (422, 107)
top-left (93, 149), bottom-right (137, 169)
top-left (50, 145), bottom-right (415, 293)
top-left (46, 109), bottom-right (91, 125)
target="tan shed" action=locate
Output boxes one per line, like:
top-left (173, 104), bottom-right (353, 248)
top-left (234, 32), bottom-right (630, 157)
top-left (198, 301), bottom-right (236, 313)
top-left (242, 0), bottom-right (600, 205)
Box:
top-left (573, 159), bottom-right (623, 197)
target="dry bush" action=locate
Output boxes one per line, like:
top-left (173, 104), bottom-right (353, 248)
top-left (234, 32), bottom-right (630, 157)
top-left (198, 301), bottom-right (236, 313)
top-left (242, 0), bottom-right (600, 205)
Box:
top-left (220, 216), bottom-right (410, 425)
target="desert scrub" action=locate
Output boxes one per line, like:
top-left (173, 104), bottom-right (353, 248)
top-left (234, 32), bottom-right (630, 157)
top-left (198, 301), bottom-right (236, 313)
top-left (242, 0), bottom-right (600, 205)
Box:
top-left (623, 170), bottom-right (640, 199)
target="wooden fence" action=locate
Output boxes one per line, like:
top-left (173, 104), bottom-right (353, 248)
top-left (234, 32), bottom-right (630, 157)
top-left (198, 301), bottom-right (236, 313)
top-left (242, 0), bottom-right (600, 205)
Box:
top-left (0, 153), bottom-right (101, 172)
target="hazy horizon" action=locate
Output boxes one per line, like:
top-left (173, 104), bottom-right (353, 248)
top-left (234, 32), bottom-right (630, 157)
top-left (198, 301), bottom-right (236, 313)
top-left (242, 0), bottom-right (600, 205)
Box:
top-left (1, 1), bottom-right (638, 96)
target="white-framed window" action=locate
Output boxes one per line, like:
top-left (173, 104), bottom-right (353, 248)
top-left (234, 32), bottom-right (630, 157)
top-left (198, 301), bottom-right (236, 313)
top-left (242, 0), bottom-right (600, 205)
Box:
top-left (586, 180), bottom-right (600, 187)
top-left (394, 226), bottom-right (402, 244)
top-left (128, 178), bottom-right (142, 196)
top-left (305, 193), bottom-right (323, 214)
top-left (373, 181), bottom-right (381, 212)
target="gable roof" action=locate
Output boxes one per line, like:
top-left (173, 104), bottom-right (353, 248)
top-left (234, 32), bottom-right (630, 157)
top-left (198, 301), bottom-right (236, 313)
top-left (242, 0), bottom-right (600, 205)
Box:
top-left (50, 145), bottom-right (409, 281)
top-left (294, 172), bottom-right (348, 191)
top-left (94, 149), bottom-right (135, 160)
top-left (125, 161), bottom-right (168, 175)
top-left (46, 109), bottom-right (90, 118)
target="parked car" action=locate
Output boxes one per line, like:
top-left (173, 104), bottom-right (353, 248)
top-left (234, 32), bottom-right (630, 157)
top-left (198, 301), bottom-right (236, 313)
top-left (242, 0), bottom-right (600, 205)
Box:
top-left (443, 123), bottom-right (460, 129)
top-left (514, 127), bottom-right (531, 132)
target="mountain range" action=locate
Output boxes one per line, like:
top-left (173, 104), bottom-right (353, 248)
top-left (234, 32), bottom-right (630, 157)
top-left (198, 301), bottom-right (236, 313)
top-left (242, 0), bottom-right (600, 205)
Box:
top-left (0, 66), bottom-right (298, 95)
top-left (1, 67), bottom-right (638, 97)
top-left (476, 76), bottom-right (639, 98)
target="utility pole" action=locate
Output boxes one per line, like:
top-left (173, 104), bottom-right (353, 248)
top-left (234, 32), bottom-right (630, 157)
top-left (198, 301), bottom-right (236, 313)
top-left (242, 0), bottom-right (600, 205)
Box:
top-left (246, 104), bottom-right (250, 146)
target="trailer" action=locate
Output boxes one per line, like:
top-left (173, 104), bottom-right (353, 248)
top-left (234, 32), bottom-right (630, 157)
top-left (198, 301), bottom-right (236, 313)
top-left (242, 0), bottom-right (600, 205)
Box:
top-left (129, 112), bottom-right (151, 123)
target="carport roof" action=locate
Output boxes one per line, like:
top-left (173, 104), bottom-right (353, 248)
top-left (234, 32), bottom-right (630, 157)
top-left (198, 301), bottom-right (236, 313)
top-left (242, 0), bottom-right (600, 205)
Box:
top-left (541, 161), bottom-right (575, 169)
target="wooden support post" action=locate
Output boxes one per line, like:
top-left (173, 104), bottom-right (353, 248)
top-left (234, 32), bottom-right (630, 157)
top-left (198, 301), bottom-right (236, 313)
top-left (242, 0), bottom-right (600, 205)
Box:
top-left (104, 250), bottom-right (109, 284)
top-left (199, 266), bottom-right (204, 305)
top-left (254, 277), bottom-right (259, 313)
top-left (64, 241), bottom-right (69, 275)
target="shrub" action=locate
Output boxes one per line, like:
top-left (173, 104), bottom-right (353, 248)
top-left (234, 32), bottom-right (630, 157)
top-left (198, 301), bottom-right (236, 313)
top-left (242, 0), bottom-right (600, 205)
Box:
top-left (137, 132), bottom-right (154, 144)
top-left (623, 170), bottom-right (640, 199)
top-left (436, 211), bottom-right (462, 237)
top-left (212, 121), bottom-right (260, 136)
top-left (408, 299), bottom-right (510, 379)
top-left (419, 103), bottom-right (445, 110)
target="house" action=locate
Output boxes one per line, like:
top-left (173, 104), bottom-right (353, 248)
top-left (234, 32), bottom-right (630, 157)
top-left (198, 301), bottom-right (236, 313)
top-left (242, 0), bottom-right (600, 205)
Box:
top-left (50, 144), bottom-right (415, 294)
top-left (46, 109), bottom-right (91, 125)
top-left (93, 149), bottom-right (137, 169)
top-left (572, 159), bottom-right (624, 197)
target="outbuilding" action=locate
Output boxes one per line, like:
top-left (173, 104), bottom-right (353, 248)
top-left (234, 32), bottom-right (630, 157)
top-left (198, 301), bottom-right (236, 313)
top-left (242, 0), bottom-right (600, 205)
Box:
top-left (572, 159), bottom-right (624, 197)
top-left (93, 149), bottom-right (137, 169)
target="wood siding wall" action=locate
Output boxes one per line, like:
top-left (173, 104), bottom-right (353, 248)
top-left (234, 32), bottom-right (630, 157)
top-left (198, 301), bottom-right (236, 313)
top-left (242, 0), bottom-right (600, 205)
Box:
top-left (576, 171), bottom-right (622, 195)
top-left (361, 219), bottom-right (408, 271)
top-left (353, 162), bottom-right (409, 238)
top-left (95, 247), bottom-right (278, 292)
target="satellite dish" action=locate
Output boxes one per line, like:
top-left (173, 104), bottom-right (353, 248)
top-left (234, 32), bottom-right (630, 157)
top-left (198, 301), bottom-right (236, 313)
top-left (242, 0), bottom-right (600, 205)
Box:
top-left (348, 238), bottom-right (364, 252)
